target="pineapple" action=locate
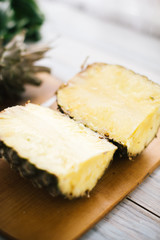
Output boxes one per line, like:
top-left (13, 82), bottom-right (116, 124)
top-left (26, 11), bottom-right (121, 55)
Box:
top-left (0, 103), bottom-right (116, 198)
top-left (0, 33), bottom-right (50, 104)
top-left (57, 63), bottom-right (160, 158)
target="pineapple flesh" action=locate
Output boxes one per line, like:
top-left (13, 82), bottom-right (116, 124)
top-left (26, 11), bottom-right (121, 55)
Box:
top-left (0, 103), bottom-right (116, 198)
top-left (57, 63), bottom-right (160, 158)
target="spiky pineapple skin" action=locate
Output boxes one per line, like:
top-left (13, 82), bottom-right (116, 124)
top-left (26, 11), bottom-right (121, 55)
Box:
top-left (0, 141), bottom-right (93, 199)
top-left (0, 141), bottom-right (61, 197)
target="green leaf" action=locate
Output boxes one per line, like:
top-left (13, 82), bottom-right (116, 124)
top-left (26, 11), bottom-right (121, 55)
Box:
top-left (0, 0), bottom-right (44, 43)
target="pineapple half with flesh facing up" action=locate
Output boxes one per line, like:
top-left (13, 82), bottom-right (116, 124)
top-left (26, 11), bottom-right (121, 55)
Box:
top-left (0, 103), bottom-right (117, 198)
top-left (57, 63), bottom-right (160, 158)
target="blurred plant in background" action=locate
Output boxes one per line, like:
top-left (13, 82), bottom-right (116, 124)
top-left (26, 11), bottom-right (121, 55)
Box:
top-left (0, 1), bottom-right (51, 106)
top-left (0, 0), bottom-right (44, 44)
top-left (0, 32), bottom-right (50, 104)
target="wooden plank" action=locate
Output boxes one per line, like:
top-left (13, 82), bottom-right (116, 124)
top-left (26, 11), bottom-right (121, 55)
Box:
top-left (39, 0), bottom-right (160, 84)
top-left (0, 151), bottom-right (160, 240)
top-left (128, 167), bottom-right (160, 216)
top-left (51, 0), bottom-right (160, 39)
top-left (81, 229), bottom-right (106, 240)
top-left (0, 73), bottom-right (61, 111)
top-left (22, 73), bottom-right (61, 105)
top-left (0, 73), bottom-right (160, 240)
top-left (81, 199), bottom-right (160, 240)
top-left (0, 148), bottom-right (159, 239)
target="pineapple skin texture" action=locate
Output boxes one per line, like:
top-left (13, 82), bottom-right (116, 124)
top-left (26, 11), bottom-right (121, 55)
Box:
top-left (0, 142), bottom-right (115, 199)
top-left (0, 103), bottom-right (116, 199)
top-left (57, 63), bottom-right (160, 158)
top-left (0, 141), bottom-right (60, 197)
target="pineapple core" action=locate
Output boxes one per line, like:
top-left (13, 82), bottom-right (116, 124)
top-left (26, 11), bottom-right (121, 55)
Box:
top-left (57, 63), bottom-right (160, 157)
top-left (0, 103), bottom-right (116, 197)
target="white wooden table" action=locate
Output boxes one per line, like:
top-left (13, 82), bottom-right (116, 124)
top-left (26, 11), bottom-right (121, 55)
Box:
top-left (1, 1), bottom-right (159, 239)
top-left (39, 2), bottom-right (160, 239)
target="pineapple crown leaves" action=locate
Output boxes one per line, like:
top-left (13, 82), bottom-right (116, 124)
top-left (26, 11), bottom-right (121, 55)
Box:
top-left (0, 32), bottom-right (51, 103)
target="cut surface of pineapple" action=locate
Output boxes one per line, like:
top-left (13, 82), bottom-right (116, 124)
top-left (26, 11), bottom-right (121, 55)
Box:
top-left (0, 103), bottom-right (116, 198)
top-left (57, 63), bottom-right (160, 157)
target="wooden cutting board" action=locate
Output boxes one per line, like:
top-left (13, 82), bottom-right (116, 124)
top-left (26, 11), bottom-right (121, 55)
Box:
top-left (0, 73), bottom-right (160, 240)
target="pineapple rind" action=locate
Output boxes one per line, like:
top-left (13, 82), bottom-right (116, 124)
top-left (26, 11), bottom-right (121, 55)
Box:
top-left (0, 141), bottom-right (60, 197)
top-left (0, 103), bottom-right (117, 198)
top-left (0, 141), bottom-right (115, 198)
top-left (57, 63), bottom-right (160, 158)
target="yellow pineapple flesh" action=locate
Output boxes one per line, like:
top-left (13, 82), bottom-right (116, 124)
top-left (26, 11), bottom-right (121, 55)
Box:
top-left (0, 103), bottom-right (116, 198)
top-left (57, 63), bottom-right (160, 157)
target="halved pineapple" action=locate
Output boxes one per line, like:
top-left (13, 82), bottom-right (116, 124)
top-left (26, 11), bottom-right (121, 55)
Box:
top-left (0, 103), bottom-right (116, 198)
top-left (57, 63), bottom-right (160, 158)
